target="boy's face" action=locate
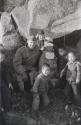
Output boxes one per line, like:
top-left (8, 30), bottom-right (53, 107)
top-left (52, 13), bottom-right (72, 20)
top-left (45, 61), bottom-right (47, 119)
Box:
top-left (42, 66), bottom-right (50, 76)
top-left (68, 53), bottom-right (75, 62)
top-left (39, 34), bottom-right (44, 41)
top-left (58, 49), bottom-right (65, 56)
top-left (0, 53), bottom-right (5, 63)
top-left (27, 40), bottom-right (35, 49)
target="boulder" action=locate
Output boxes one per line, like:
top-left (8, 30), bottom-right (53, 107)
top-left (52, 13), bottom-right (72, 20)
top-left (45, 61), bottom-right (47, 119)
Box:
top-left (4, 0), bottom-right (26, 12)
top-left (11, 0), bottom-right (80, 38)
top-left (1, 12), bottom-right (15, 34)
top-left (0, 0), bottom-right (4, 11)
top-left (11, 6), bottom-right (29, 38)
top-left (1, 12), bottom-right (23, 50)
top-left (2, 32), bottom-right (21, 50)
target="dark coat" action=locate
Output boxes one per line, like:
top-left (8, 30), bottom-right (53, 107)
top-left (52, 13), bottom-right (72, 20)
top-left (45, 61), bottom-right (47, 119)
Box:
top-left (13, 46), bottom-right (42, 75)
top-left (0, 61), bottom-right (12, 112)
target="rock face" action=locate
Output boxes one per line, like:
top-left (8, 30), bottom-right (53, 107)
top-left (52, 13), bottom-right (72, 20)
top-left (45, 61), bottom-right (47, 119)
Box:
top-left (1, 12), bottom-right (22, 50)
top-left (0, 0), bottom-right (4, 11)
top-left (11, 0), bottom-right (81, 38)
top-left (2, 32), bottom-right (21, 50)
top-left (4, 0), bottom-right (26, 12)
top-left (1, 12), bottom-right (15, 34)
top-left (27, 0), bottom-right (78, 29)
top-left (11, 6), bottom-right (29, 38)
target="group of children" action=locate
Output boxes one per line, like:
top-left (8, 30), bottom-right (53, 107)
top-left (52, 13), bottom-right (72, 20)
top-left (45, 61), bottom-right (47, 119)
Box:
top-left (31, 52), bottom-right (81, 118)
top-left (0, 30), bottom-right (81, 122)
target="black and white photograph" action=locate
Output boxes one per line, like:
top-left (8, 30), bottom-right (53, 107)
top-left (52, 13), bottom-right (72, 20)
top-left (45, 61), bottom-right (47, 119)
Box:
top-left (0, 0), bottom-right (81, 125)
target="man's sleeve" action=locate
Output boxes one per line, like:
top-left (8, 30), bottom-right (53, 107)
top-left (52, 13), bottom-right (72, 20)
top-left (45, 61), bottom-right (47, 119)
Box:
top-left (13, 49), bottom-right (26, 74)
top-left (32, 76), bottom-right (40, 93)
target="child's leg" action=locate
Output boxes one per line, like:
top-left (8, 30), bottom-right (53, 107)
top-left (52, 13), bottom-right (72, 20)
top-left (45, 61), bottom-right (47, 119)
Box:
top-left (32, 93), bottom-right (40, 111)
top-left (71, 84), bottom-right (81, 105)
top-left (41, 92), bottom-right (50, 106)
top-left (64, 82), bottom-right (73, 104)
top-left (32, 93), bottom-right (40, 119)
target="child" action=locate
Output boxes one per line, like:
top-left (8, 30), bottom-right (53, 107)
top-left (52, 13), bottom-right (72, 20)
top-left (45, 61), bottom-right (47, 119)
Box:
top-left (60, 52), bottom-right (81, 105)
top-left (31, 64), bottom-right (50, 118)
top-left (39, 37), bottom-right (58, 79)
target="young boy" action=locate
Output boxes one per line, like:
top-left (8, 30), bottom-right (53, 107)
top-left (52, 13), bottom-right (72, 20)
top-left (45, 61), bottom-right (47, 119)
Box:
top-left (31, 64), bottom-right (50, 118)
top-left (60, 52), bottom-right (81, 105)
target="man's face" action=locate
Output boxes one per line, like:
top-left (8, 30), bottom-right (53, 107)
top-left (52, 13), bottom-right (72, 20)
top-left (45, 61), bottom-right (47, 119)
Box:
top-left (42, 66), bottom-right (50, 76)
top-left (0, 53), bottom-right (5, 63)
top-left (27, 40), bottom-right (35, 49)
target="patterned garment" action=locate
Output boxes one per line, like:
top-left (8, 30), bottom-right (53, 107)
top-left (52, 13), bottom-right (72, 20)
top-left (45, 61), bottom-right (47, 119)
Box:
top-left (61, 61), bottom-right (81, 84)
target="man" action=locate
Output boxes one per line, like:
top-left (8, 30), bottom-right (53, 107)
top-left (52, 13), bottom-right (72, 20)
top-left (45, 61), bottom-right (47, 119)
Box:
top-left (13, 36), bottom-right (42, 91)
top-left (0, 44), bottom-right (13, 125)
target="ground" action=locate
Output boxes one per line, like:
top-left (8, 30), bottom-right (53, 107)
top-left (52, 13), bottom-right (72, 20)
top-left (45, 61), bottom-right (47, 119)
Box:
top-left (7, 86), bottom-right (81, 125)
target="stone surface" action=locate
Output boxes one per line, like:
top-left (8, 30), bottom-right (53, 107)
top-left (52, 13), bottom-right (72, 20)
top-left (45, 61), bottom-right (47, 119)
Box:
top-left (27, 0), bottom-right (79, 31)
top-left (51, 5), bottom-right (81, 39)
top-left (0, 0), bottom-right (4, 11)
top-left (4, 0), bottom-right (26, 12)
top-left (11, 6), bottom-right (29, 38)
top-left (1, 12), bottom-right (15, 34)
top-left (11, 0), bottom-right (81, 39)
top-left (2, 32), bottom-right (21, 50)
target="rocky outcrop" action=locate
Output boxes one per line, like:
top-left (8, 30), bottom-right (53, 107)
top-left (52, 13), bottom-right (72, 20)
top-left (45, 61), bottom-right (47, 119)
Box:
top-left (1, 12), bottom-right (23, 50)
top-left (11, 6), bottom-right (29, 38)
top-left (11, 0), bottom-right (81, 39)
top-left (4, 0), bottom-right (26, 12)
top-left (1, 12), bottom-right (15, 34)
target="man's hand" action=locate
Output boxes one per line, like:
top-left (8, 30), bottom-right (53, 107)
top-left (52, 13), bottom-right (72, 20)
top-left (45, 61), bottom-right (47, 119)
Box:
top-left (76, 79), bottom-right (80, 84)
top-left (60, 71), bottom-right (63, 78)
top-left (9, 83), bottom-right (13, 90)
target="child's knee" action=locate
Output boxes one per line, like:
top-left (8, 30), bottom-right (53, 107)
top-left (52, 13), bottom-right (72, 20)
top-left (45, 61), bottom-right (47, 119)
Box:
top-left (32, 94), bottom-right (40, 111)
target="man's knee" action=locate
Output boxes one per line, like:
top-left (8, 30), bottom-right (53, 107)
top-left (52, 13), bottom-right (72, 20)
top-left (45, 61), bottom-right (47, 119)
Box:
top-left (42, 93), bottom-right (50, 106)
top-left (16, 74), bottom-right (25, 91)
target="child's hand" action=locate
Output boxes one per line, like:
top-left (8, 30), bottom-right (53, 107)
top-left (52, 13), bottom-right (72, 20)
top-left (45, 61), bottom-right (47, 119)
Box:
top-left (60, 72), bottom-right (63, 78)
top-left (40, 46), bottom-right (44, 51)
top-left (76, 79), bottom-right (80, 84)
top-left (9, 83), bottom-right (13, 90)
